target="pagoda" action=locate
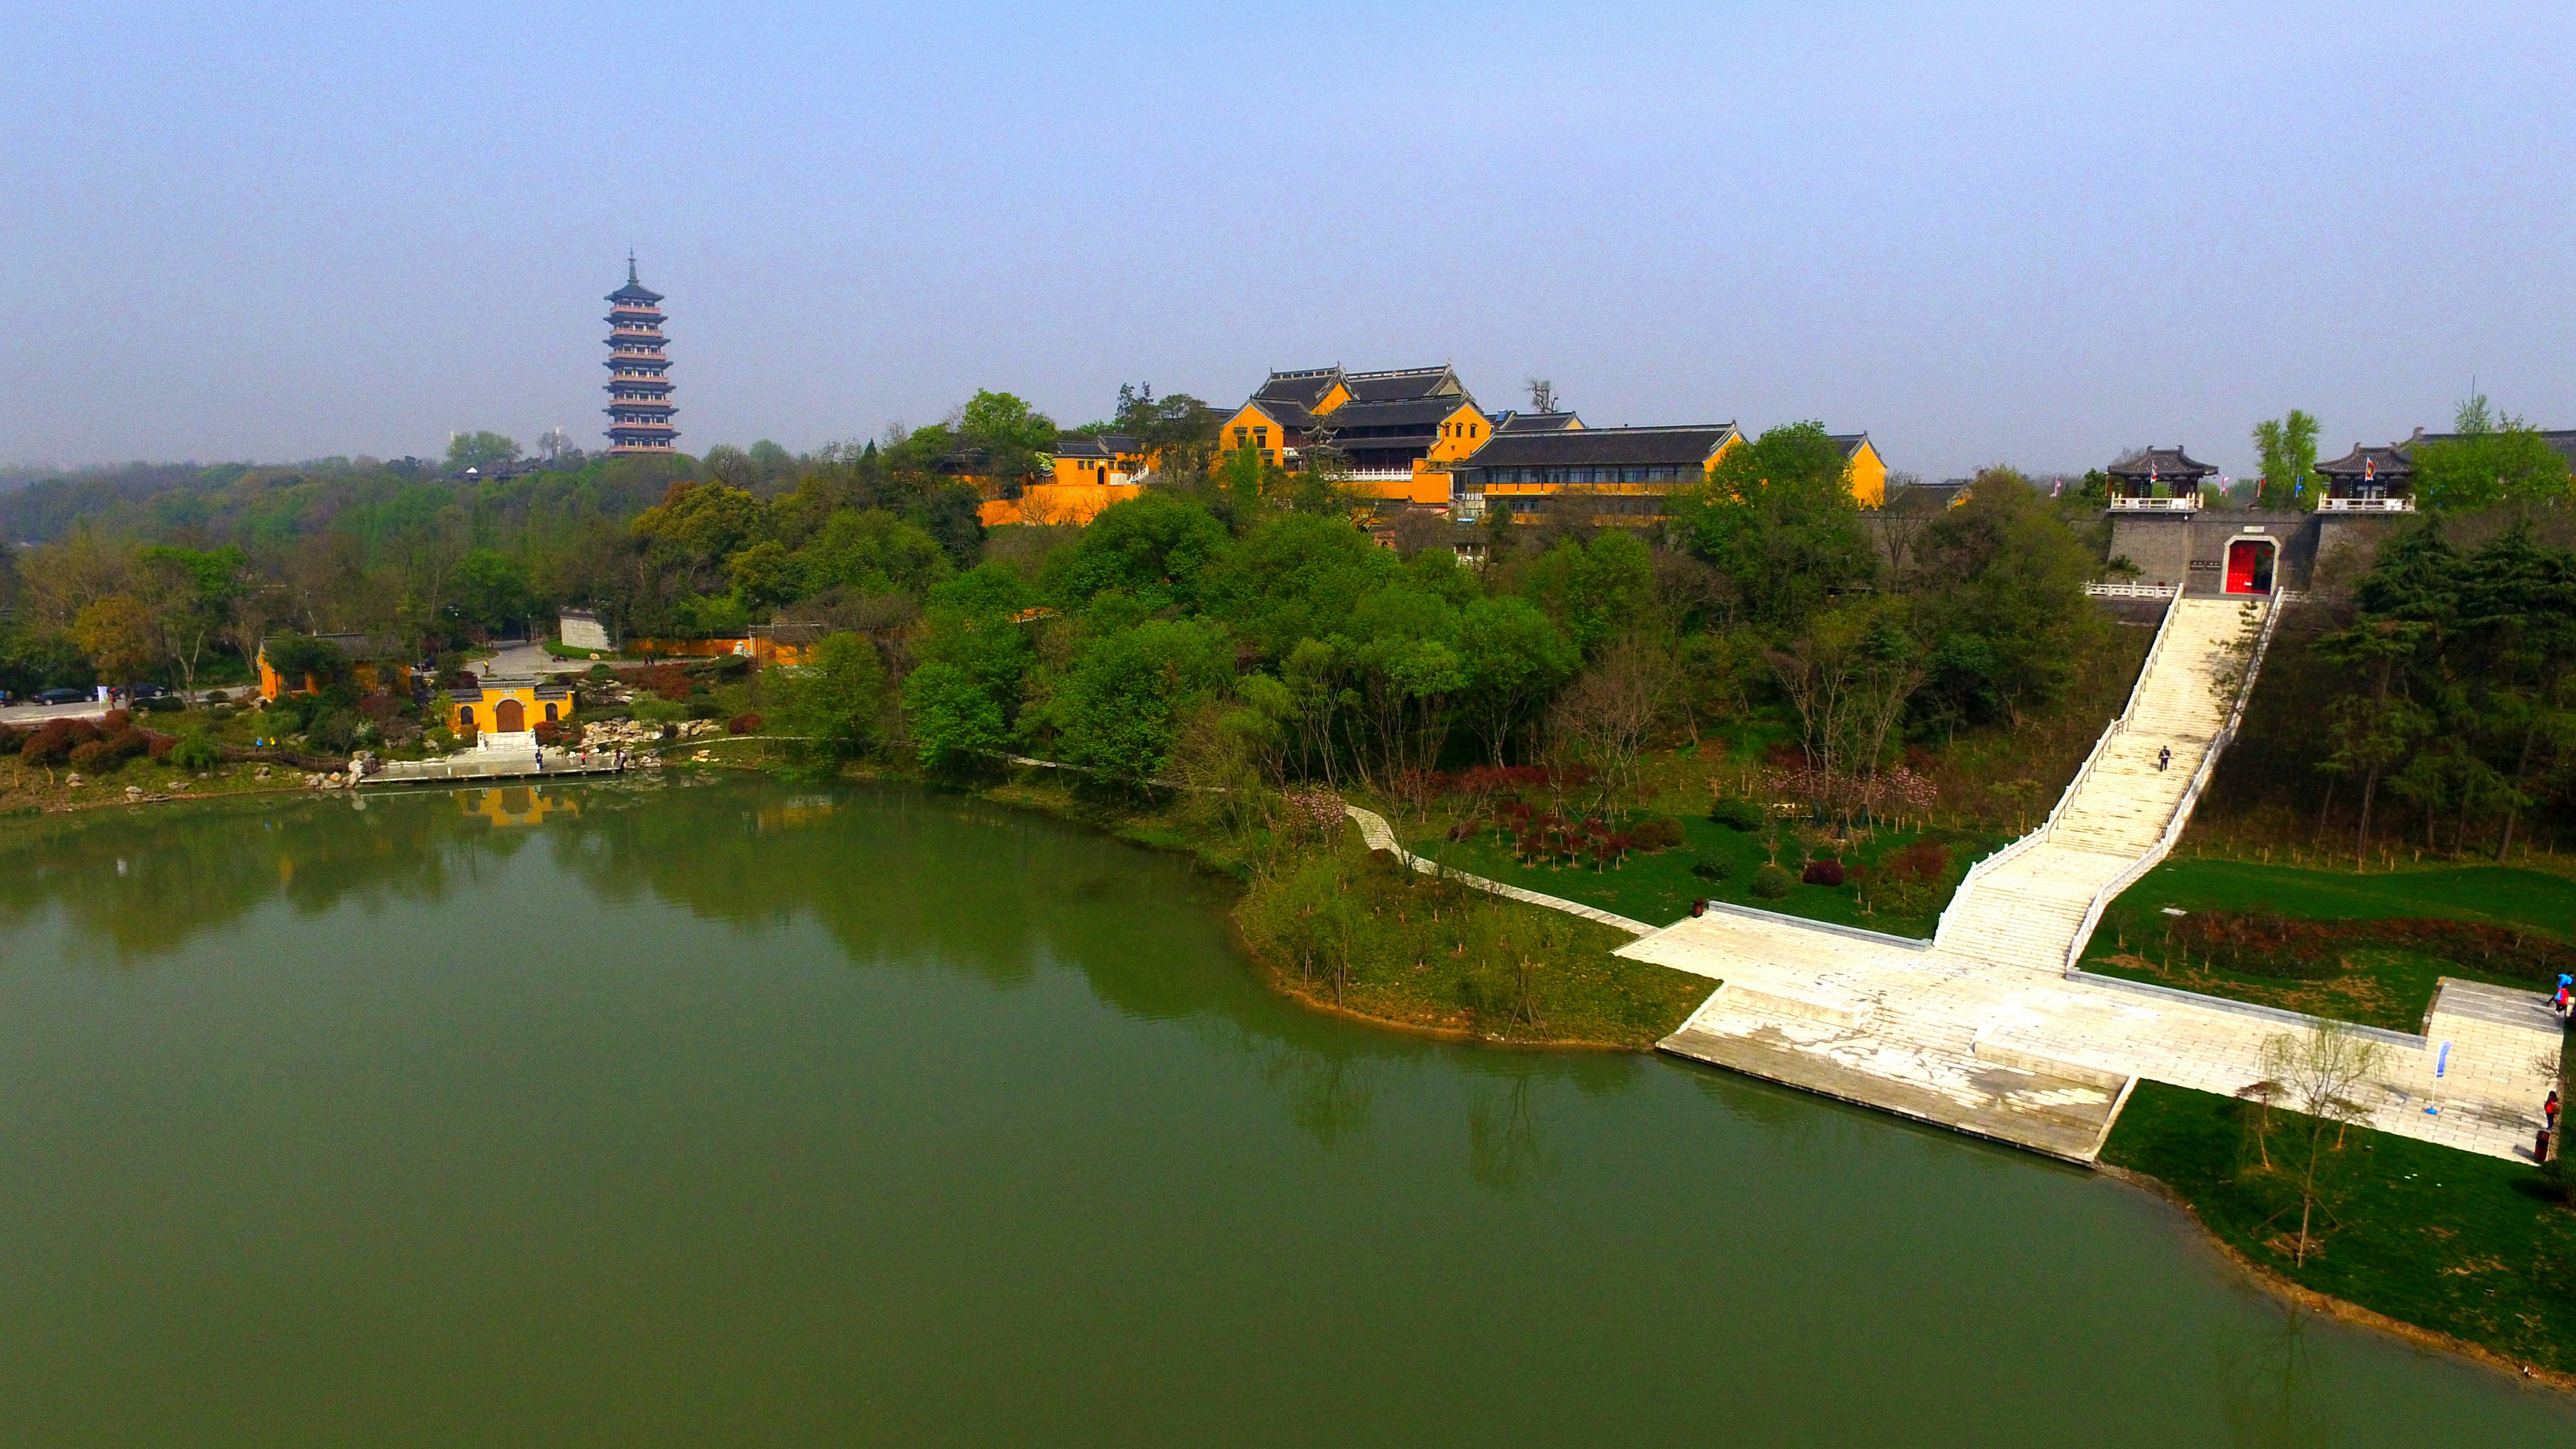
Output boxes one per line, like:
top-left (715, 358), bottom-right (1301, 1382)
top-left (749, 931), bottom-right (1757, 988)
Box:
top-left (603, 256), bottom-right (677, 454)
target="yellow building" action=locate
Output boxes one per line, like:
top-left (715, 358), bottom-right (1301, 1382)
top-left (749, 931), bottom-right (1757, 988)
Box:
top-left (1449, 424), bottom-right (1746, 526)
top-left (255, 633), bottom-right (416, 701)
top-left (447, 677), bottom-right (574, 736)
top-left (1218, 365), bottom-right (1490, 507)
top-left (974, 431), bottom-right (1159, 527)
top-left (1830, 433), bottom-right (1889, 508)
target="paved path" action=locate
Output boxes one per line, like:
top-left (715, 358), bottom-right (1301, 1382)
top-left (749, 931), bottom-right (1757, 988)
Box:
top-left (1625, 595), bottom-right (2564, 1164)
top-left (1343, 805), bottom-right (1657, 937)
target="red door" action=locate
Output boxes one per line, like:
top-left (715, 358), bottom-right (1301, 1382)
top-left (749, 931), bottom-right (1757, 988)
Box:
top-left (496, 697), bottom-right (526, 732)
top-left (2224, 540), bottom-right (2273, 594)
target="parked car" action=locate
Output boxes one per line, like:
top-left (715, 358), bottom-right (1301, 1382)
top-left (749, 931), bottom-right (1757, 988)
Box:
top-left (33, 687), bottom-right (90, 705)
top-left (129, 683), bottom-right (169, 700)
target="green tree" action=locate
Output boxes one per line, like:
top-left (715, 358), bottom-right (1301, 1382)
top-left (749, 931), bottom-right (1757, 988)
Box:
top-left (447, 549), bottom-right (533, 634)
top-left (2251, 410), bottom-right (2319, 511)
top-left (1204, 511), bottom-right (1394, 659)
top-left (901, 661), bottom-right (1008, 770)
top-left (777, 632), bottom-right (886, 755)
top-left (1515, 531), bottom-right (1654, 655)
top-left (444, 431), bottom-right (520, 473)
top-left (1047, 619), bottom-right (1235, 781)
top-left (792, 509), bottom-right (952, 598)
top-left (1455, 595), bottom-right (1577, 762)
top-left (1673, 421), bottom-right (1878, 628)
top-left (73, 594), bottom-right (160, 687)
top-left (1909, 468), bottom-right (2103, 728)
top-left (959, 390), bottom-right (1059, 486)
top-left (1045, 493), bottom-right (1231, 614)
top-left (2412, 425), bottom-right (2573, 510)
top-left (134, 544), bottom-right (246, 692)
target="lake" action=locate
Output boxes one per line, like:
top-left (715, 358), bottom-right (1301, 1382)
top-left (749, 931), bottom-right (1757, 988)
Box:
top-left (0, 776), bottom-right (2566, 1446)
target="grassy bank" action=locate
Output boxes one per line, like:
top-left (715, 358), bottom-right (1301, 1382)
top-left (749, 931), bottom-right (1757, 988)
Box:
top-left (1414, 812), bottom-right (2002, 939)
top-left (1235, 832), bottom-right (1712, 1047)
top-left (2103, 1081), bottom-right (2576, 1376)
top-left (2078, 858), bottom-right (2576, 1032)
top-left (875, 760), bottom-right (1719, 1049)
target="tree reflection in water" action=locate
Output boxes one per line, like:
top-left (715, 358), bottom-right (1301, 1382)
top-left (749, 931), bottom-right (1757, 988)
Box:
top-left (0, 775), bottom-right (1663, 1160)
top-left (2219, 1303), bottom-right (2338, 1449)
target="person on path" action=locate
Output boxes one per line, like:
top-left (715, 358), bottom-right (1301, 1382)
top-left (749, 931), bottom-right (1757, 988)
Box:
top-left (2548, 1090), bottom-right (2561, 1135)
top-left (2157, 745), bottom-right (2172, 772)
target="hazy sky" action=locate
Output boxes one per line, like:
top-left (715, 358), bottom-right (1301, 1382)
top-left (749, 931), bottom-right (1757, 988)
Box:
top-left (4, 2), bottom-right (2570, 480)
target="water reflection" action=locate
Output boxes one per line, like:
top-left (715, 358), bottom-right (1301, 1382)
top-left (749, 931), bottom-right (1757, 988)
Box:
top-left (2219, 1305), bottom-right (2339, 1448)
top-left (1470, 1074), bottom-right (1556, 1193)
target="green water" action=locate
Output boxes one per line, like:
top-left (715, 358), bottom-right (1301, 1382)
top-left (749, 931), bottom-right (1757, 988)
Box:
top-left (0, 777), bottom-right (2566, 1446)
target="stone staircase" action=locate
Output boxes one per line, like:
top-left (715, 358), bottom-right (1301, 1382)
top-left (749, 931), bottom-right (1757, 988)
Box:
top-left (1933, 596), bottom-right (2263, 974)
top-left (1646, 588), bottom-right (2567, 1164)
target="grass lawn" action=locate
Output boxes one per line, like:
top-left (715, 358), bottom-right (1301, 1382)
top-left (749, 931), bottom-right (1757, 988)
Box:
top-left (2079, 859), bottom-right (2576, 1033)
top-left (1412, 813), bottom-right (2008, 939)
top-left (2103, 1081), bottom-right (2576, 1374)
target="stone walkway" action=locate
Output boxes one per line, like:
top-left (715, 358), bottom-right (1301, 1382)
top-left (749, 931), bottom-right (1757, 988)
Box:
top-left (1624, 595), bottom-right (2564, 1165)
top-left (1343, 805), bottom-right (1658, 937)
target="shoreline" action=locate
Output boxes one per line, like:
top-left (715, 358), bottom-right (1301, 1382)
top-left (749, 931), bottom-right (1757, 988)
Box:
top-left (2099, 1163), bottom-right (2576, 1395)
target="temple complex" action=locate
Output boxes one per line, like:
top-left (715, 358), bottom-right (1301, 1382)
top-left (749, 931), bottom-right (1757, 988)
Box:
top-left (603, 258), bottom-right (678, 454)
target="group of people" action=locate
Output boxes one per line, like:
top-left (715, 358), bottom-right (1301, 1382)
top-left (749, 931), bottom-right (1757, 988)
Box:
top-left (2554, 973), bottom-right (2575, 1023)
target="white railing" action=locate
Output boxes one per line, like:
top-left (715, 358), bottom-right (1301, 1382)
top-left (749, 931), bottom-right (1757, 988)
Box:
top-left (2057, 591), bottom-right (2296, 976)
top-left (1935, 589), bottom-right (2187, 948)
top-left (2084, 582), bottom-right (2180, 598)
top-left (2318, 495), bottom-right (2414, 513)
top-left (1344, 468), bottom-right (1418, 482)
top-left (2108, 495), bottom-right (2200, 512)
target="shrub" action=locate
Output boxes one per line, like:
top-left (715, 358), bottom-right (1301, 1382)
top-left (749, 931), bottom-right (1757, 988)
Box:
top-left (68, 732), bottom-right (146, 774)
top-left (202, 690), bottom-right (232, 706)
top-left (1689, 855), bottom-right (1732, 881)
top-left (140, 729), bottom-right (176, 760)
top-left (305, 710), bottom-right (359, 755)
top-left (533, 720), bottom-right (564, 747)
top-left (727, 712), bottom-right (762, 735)
top-left (1709, 796), bottom-right (1767, 832)
top-left (21, 719), bottom-right (97, 767)
top-left (620, 663), bottom-right (693, 702)
top-left (1629, 817), bottom-right (1688, 851)
top-left (138, 695), bottom-right (183, 713)
top-left (1752, 862), bottom-right (1795, 898)
top-left (169, 730), bottom-right (224, 771)
top-left (1803, 858), bottom-right (1846, 887)
top-left (630, 696), bottom-right (690, 725)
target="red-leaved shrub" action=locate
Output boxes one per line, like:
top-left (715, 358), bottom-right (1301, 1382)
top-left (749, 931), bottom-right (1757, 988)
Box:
top-left (728, 712), bottom-right (762, 735)
top-left (1802, 859), bottom-right (1846, 887)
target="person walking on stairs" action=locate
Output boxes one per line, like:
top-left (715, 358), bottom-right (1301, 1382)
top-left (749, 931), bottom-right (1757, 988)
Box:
top-left (2157, 745), bottom-right (2172, 772)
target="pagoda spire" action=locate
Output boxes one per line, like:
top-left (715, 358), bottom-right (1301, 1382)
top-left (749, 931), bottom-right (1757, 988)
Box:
top-left (603, 258), bottom-right (677, 455)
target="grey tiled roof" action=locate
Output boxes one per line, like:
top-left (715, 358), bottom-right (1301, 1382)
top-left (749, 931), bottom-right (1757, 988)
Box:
top-left (1343, 366), bottom-right (1460, 403)
top-left (2315, 443), bottom-right (2414, 480)
top-left (2106, 446), bottom-right (2216, 482)
top-left (1457, 424), bottom-right (1740, 469)
top-left (1490, 410), bottom-right (1583, 433)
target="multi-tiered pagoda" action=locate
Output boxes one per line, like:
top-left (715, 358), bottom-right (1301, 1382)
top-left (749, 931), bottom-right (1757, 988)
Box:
top-left (603, 257), bottom-right (677, 454)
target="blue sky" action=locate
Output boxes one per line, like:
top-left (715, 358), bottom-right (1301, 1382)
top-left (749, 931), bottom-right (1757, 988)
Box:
top-left (3, 1), bottom-right (2569, 479)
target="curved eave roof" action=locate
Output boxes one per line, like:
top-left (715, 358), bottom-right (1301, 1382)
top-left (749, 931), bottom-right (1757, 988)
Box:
top-left (2315, 445), bottom-right (2414, 478)
top-left (2105, 446), bottom-right (2217, 481)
